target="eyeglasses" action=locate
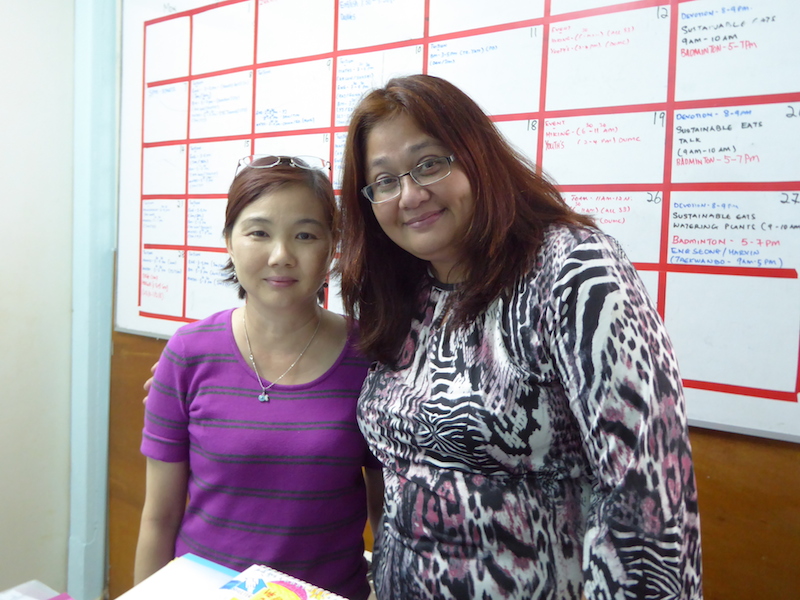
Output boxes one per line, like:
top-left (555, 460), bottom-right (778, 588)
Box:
top-left (235, 155), bottom-right (330, 177)
top-left (361, 155), bottom-right (456, 204)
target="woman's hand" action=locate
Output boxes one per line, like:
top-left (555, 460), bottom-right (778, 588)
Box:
top-left (143, 361), bottom-right (158, 404)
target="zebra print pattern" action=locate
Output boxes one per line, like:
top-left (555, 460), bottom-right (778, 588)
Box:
top-left (357, 225), bottom-right (702, 599)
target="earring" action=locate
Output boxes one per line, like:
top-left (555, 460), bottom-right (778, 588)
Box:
top-left (232, 268), bottom-right (239, 283)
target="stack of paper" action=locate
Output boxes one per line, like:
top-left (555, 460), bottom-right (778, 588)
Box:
top-left (0, 580), bottom-right (73, 600)
top-left (117, 555), bottom-right (237, 600)
top-left (118, 555), bottom-right (347, 600)
top-left (216, 564), bottom-right (347, 600)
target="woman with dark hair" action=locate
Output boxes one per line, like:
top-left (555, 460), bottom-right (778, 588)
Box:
top-left (339, 75), bottom-right (702, 599)
top-left (134, 157), bottom-right (383, 600)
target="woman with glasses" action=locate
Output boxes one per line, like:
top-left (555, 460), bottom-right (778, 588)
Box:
top-left (338, 75), bottom-right (702, 599)
top-left (134, 157), bottom-right (383, 600)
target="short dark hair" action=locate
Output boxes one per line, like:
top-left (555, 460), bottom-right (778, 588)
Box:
top-left (222, 158), bottom-right (338, 299)
top-left (337, 74), bottom-right (594, 364)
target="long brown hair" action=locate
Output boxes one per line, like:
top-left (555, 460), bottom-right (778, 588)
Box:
top-left (338, 75), bottom-right (594, 364)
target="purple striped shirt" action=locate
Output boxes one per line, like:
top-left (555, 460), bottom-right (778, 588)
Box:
top-left (142, 308), bottom-right (378, 600)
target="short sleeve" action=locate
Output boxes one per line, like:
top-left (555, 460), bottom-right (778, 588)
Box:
top-left (141, 336), bottom-right (191, 463)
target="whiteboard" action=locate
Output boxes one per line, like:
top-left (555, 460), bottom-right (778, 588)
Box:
top-left (117, 0), bottom-right (800, 442)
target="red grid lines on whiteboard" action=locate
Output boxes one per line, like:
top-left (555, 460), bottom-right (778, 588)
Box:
top-left (137, 0), bottom-right (800, 406)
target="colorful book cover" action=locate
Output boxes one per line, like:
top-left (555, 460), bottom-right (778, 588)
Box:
top-left (217, 565), bottom-right (347, 600)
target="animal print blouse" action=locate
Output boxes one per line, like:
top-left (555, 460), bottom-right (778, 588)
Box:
top-left (357, 224), bottom-right (703, 600)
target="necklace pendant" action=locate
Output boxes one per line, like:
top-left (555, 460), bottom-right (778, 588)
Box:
top-left (258, 392), bottom-right (269, 403)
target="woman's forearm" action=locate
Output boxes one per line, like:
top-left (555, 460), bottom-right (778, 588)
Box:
top-left (133, 515), bottom-right (181, 584)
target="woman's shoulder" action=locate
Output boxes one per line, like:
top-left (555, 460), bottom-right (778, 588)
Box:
top-left (175, 307), bottom-right (233, 334)
top-left (535, 223), bottom-right (627, 271)
top-left (315, 310), bottom-right (370, 364)
top-left (341, 316), bottom-right (373, 367)
top-left (511, 224), bottom-right (631, 299)
top-left (540, 222), bottom-right (602, 254)
top-left (304, 312), bottom-right (371, 388)
top-left (166, 308), bottom-right (234, 351)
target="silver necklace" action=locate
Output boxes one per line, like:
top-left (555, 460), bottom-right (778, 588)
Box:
top-left (241, 308), bottom-right (321, 403)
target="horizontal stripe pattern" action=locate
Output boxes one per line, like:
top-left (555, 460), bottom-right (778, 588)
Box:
top-left (141, 308), bottom-right (375, 600)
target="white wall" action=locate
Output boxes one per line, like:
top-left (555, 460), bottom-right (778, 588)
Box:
top-left (0, 1), bottom-right (75, 592)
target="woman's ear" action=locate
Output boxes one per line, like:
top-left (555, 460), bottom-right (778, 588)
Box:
top-left (226, 236), bottom-right (238, 281)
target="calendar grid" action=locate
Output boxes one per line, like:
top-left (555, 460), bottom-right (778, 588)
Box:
top-left (130, 0), bottom-right (800, 413)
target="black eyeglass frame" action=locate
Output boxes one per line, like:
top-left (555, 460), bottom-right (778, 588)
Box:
top-left (361, 155), bottom-right (456, 204)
